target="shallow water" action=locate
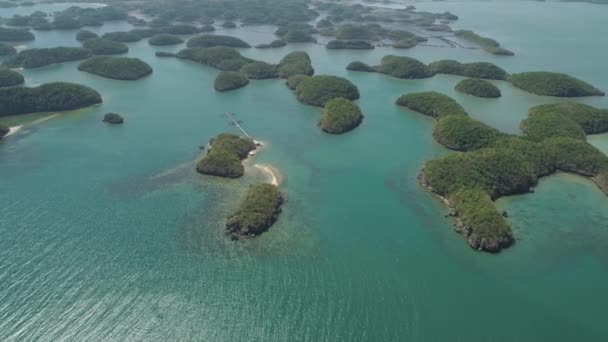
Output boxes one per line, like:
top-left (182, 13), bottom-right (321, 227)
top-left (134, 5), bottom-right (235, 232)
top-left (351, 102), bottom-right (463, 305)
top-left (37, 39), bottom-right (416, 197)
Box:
top-left (1, 1), bottom-right (608, 341)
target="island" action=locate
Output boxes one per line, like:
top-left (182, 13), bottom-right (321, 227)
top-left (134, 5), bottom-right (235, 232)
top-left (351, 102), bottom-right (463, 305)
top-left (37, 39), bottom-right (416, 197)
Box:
top-left (326, 40), bottom-right (374, 50)
top-left (75, 30), bottom-right (98, 42)
top-left (429, 60), bottom-right (508, 80)
top-left (78, 56), bottom-right (153, 80)
top-left (102, 31), bottom-right (143, 43)
top-left (82, 38), bottom-right (129, 55)
top-left (0, 27), bottom-right (35, 42)
top-left (255, 40), bottom-right (287, 49)
top-left (240, 61), bottom-right (278, 79)
top-left (187, 34), bottom-right (250, 48)
top-left (148, 34), bottom-right (184, 46)
top-left (294, 75), bottom-right (360, 106)
top-left (102, 112), bottom-right (124, 124)
top-left (214, 71), bottom-right (249, 91)
top-left (346, 61), bottom-right (376, 72)
top-left (176, 47), bottom-right (255, 71)
top-left (454, 30), bottom-right (514, 56)
top-left (0, 82), bottom-right (102, 116)
top-left (376, 55), bottom-right (433, 79)
top-left (196, 133), bottom-right (257, 178)
top-left (319, 97), bottom-right (364, 134)
top-left (0, 43), bottom-right (17, 56)
top-left (225, 183), bottom-right (284, 238)
top-left (277, 51), bottom-right (314, 78)
top-left (455, 78), bottom-right (501, 98)
top-left (508, 71), bottom-right (605, 97)
top-left (286, 74), bottom-right (310, 90)
top-left (3, 47), bottom-right (92, 69)
top-left (398, 91), bottom-right (608, 252)
top-left (0, 68), bottom-right (24, 87)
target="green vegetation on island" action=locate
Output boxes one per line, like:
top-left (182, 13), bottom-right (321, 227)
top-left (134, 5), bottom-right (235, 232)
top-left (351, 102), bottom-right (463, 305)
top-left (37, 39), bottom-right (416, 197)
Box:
top-left (0, 27), bottom-right (35, 42)
top-left (398, 91), bottom-right (608, 252)
top-left (176, 47), bottom-right (255, 71)
top-left (240, 61), bottom-right (278, 79)
top-left (346, 61), bottom-right (375, 72)
top-left (75, 30), bottom-right (98, 42)
top-left (455, 78), bottom-right (501, 98)
top-left (295, 75), bottom-right (360, 106)
top-left (277, 51), bottom-right (314, 78)
top-left (103, 112), bottom-right (124, 124)
top-left (429, 59), bottom-right (508, 80)
top-left (392, 38), bottom-right (418, 49)
top-left (0, 82), bottom-right (102, 117)
top-left (102, 31), bottom-right (143, 43)
top-left (319, 97), bottom-right (364, 134)
top-left (0, 68), bottom-right (24, 87)
top-left (148, 34), bottom-right (184, 46)
top-left (395, 91), bottom-right (467, 118)
top-left (3, 47), bottom-right (92, 69)
top-left (255, 40), bottom-right (287, 49)
top-left (376, 55), bottom-right (433, 79)
top-left (187, 34), bottom-right (250, 48)
top-left (226, 183), bottom-right (284, 237)
top-left (286, 74), bottom-right (310, 90)
top-left (82, 38), bottom-right (128, 55)
top-left (508, 71), bottom-right (605, 97)
top-left (326, 40), bottom-right (374, 50)
top-left (78, 56), bottom-right (153, 80)
top-left (281, 29), bottom-right (316, 43)
top-left (454, 30), bottom-right (514, 56)
top-left (196, 133), bottom-right (256, 178)
top-left (214, 71), bottom-right (249, 91)
top-left (0, 43), bottom-right (17, 56)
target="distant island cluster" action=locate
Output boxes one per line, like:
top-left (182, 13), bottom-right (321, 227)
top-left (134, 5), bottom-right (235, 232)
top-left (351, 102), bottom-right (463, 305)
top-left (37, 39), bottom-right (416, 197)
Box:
top-left (0, 0), bottom-right (606, 249)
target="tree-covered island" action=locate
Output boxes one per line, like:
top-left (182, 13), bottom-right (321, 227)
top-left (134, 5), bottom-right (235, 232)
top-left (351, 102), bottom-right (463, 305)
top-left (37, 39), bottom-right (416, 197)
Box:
top-left (455, 78), bottom-right (501, 98)
top-left (226, 183), bottom-right (284, 238)
top-left (78, 56), bottom-right (153, 80)
top-left (3, 47), bottom-right (92, 69)
top-left (196, 133), bottom-right (257, 178)
top-left (508, 72), bottom-right (605, 97)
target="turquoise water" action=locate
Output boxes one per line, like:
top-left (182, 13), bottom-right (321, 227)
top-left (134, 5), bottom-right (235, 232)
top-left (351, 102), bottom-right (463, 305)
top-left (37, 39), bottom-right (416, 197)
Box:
top-left (1, 1), bottom-right (608, 341)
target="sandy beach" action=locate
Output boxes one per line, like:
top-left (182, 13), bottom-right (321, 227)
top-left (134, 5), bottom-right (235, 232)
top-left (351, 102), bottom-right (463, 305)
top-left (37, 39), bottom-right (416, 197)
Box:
top-left (254, 164), bottom-right (280, 186)
top-left (4, 125), bottom-right (23, 138)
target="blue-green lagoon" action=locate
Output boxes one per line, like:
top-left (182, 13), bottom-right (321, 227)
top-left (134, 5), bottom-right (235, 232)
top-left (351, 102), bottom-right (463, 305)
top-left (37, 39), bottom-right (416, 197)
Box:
top-left (1, 1), bottom-right (608, 340)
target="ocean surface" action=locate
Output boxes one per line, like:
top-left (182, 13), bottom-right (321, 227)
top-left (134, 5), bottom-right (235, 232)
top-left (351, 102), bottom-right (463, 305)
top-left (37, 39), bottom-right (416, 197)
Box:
top-left (1, 1), bottom-right (608, 340)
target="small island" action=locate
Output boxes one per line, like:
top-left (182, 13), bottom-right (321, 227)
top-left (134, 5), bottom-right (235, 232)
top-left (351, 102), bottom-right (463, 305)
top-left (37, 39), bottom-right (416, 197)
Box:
top-left (78, 56), bottom-right (153, 80)
top-left (255, 40), bottom-right (286, 49)
top-left (286, 74), bottom-right (310, 90)
top-left (295, 75), bottom-right (360, 106)
top-left (395, 91), bottom-right (467, 118)
top-left (148, 34), bottom-right (184, 46)
top-left (522, 102), bottom-right (608, 141)
top-left (319, 97), bottom-right (364, 134)
top-left (455, 78), bottom-right (501, 98)
top-left (82, 38), bottom-right (128, 55)
top-left (240, 61), bottom-right (278, 79)
top-left (326, 39), bottom-right (374, 50)
top-left (226, 183), bottom-right (284, 238)
top-left (376, 55), bottom-right (433, 79)
top-left (102, 31), bottom-right (143, 43)
top-left (277, 51), bottom-right (314, 78)
top-left (429, 60), bottom-right (508, 80)
top-left (187, 34), bottom-right (250, 48)
top-left (3, 47), bottom-right (92, 69)
top-left (214, 71), bottom-right (249, 91)
top-left (0, 68), bottom-right (24, 87)
top-left (196, 133), bottom-right (257, 178)
top-left (346, 61), bottom-right (376, 72)
top-left (76, 30), bottom-right (98, 42)
top-left (454, 30), bottom-right (514, 56)
top-left (508, 71), bottom-right (605, 97)
top-left (0, 82), bottom-right (102, 116)
top-left (102, 112), bottom-right (124, 124)
top-left (176, 47), bottom-right (255, 71)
